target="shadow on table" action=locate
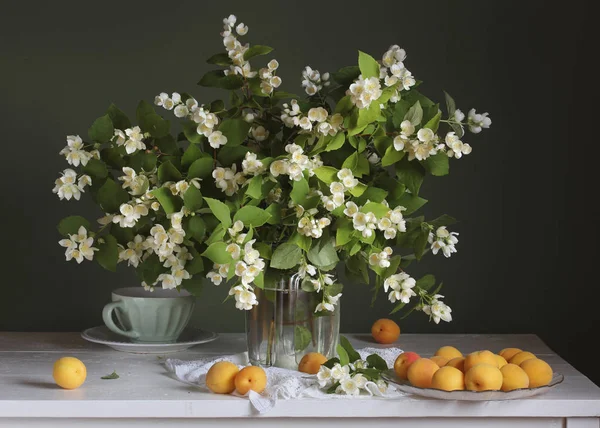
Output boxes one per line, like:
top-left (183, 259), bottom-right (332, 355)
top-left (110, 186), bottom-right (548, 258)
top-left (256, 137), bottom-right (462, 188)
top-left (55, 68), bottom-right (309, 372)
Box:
top-left (16, 380), bottom-right (57, 389)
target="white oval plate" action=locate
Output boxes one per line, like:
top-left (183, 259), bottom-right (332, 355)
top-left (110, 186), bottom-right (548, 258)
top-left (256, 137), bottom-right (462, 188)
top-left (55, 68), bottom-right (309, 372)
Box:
top-left (81, 326), bottom-right (218, 354)
top-left (381, 369), bottom-right (564, 401)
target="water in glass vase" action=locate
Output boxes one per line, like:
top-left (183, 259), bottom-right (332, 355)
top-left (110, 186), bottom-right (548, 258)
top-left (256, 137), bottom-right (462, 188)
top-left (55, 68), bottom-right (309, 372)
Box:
top-left (246, 273), bottom-right (340, 369)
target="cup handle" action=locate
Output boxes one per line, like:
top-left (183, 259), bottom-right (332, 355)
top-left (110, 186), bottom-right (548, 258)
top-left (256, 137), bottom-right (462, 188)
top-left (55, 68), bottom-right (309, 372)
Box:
top-left (102, 301), bottom-right (140, 339)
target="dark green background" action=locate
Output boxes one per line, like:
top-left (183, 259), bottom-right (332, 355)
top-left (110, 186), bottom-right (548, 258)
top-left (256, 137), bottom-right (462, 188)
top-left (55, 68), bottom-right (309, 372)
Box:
top-left (1, 1), bottom-right (598, 385)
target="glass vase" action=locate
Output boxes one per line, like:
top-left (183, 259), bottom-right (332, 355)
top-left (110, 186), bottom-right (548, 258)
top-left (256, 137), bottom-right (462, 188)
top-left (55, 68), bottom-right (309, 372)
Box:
top-left (245, 273), bottom-right (340, 369)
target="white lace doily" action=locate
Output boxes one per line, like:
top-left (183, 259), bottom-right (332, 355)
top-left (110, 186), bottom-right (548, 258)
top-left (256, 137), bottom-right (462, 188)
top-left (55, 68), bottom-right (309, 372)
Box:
top-left (165, 346), bottom-right (406, 414)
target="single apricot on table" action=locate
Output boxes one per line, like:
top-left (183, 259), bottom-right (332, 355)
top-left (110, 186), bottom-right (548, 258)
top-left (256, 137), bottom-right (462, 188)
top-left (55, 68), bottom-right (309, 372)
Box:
top-left (235, 366), bottom-right (268, 395)
top-left (465, 364), bottom-right (503, 391)
top-left (53, 357), bottom-right (87, 390)
top-left (464, 350), bottom-right (498, 372)
top-left (509, 351), bottom-right (537, 366)
top-left (434, 346), bottom-right (463, 360)
top-left (298, 352), bottom-right (328, 375)
top-left (446, 357), bottom-right (466, 372)
top-left (394, 351), bottom-right (421, 380)
top-left (500, 363), bottom-right (529, 391)
top-left (520, 358), bottom-right (553, 388)
top-left (499, 348), bottom-right (522, 361)
top-left (430, 355), bottom-right (449, 368)
top-left (206, 361), bottom-right (239, 394)
top-left (371, 319), bottom-right (400, 344)
top-left (407, 358), bottom-right (439, 388)
top-left (431, 366), bottom-right (465, 391)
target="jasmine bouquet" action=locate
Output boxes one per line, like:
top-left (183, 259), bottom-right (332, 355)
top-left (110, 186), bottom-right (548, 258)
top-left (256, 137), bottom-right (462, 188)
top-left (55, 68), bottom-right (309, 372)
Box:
top-left (53, 14), bottom-right (491, 322)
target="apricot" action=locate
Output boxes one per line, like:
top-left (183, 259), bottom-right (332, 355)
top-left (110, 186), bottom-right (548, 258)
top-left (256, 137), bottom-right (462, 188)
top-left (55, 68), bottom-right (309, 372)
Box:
top-left (434, 346), bottom-right (463, 360)
top-left (499, 348), bottom-right (522, 361)
top-left (371, 319), bottom-right (400, 344)
top-left (465, 364), bottom-right (503, 391)
top-left (500, 363), bottom-right (529, 391)
top-left (431, 366), bottom-right (465, 391)
top-left (206, 361), bottom-right (239, 394)
top-left (394, 352), bottom-right (420, 380)
top-left (520, 358), bottom-right (553, 388)
top-left (495, 354), bottom-right (508, 369)
top-left (464, 350), bottom-right (498, 372)
top-left (298, 352), bottom-right (328, 375)
top-left (446, 357), bottom-right (466, 372)
top-left (430, 355), bottom-right (449, 367)
top-left (407, 358), bottom-right (439, 388)
top-left (509, 351), bottom-right (537, 366)
top-left (234, 366), bottom-right (267, 394)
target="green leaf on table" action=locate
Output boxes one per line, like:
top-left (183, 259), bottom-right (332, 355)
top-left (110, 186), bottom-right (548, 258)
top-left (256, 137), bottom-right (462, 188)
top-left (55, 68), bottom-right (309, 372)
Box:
top-left (158, 161), bottom-right (182, 183)
top-left (187, 156), bottom-right (213, 180)
top-left (150, 187), bottom-right (182, 214)
top-left (307, 237), bottom-right (339, 268)
top-left (404, 101), bottom-right (423, 126)
top-left (270, 243), bottom-right (303, 269)
top-left (206, 52), bottom-right (232, 66)
top-left (331, 66), bottom-right (360, 86)
top-left (96, 234), bottom-right (118, 272)
top-left (57, 216), bottom-right (91, 236)
top-left (290, 177), bottom-right (309, 205)
top-left (97, 179), bottom-right (130, 213)
top-left (204, 197), bottom-right (231, 228)
top-left (218, 119), bottom-right (251, 146)
top-left (339, 336), bottom-right (361, 363)
top-left (183, 186), bottom-right (203, 211)
top-left (395, 157), bottom-right (425, 196)
top-left (186, 216), bottom-right (207, 242)
top-left (243, 45), bottom-right (273, 61)
top-left (336, 344), bottom-right (350, 367)
top-left (101, 371), bottom-right (119, 380)
top-left (381, 145), bottom-right (405, 167)
top-left (366, 354), bottom-right (388, 371)
top-left (423, 152), bottom-right (449, 176)
top-left (201, 242), bottom-right (233, 264)
top-left (233, 206), bottom-right (271, 227)
top-left (107, 104), bottom-right (131, 130)
top-left (88, 114), bottom-right (114, 143)
top-left (358, 51), bottom-right (380, 79)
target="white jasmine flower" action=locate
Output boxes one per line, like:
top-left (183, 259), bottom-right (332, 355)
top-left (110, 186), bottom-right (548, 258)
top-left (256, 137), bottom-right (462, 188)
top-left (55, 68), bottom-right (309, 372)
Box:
top-left (235, 22), bottom-right (248, 35)
top-left (157, 273), bottom-right (178, 290)
top-left (53, 169), bottom-right (83, 201)
top-left (77, 175), bottom-right (92, 189)
top-left (174, 105), bottom-right (189, 118)
top-left (343, 201), bottom-right (359, 218)
top-left (454, 109), bottom-right (465, 123)
top-left (467, 108), bottom-right (491, 133)
top-left (251, 126), bottom-right (269, 142)
top-left (347, 75), bottom-right (382, 109)
top-left (267, 59), bottom-right (279, 70)
top-left (207, 271), bottom-right (223, 286)
top-left (229, 285), bottom-right (258, 310)
top-left (340, 377), bottom-right (360, 396)
top-left (423, 296), bottom-right (453, 324)
top-left (428, 226), bottom-right (459, 258)
top-left (384, 272), bottom-right (416, 304)
top-left (330, 363), bottom-right (350, 381)
top-left (208, 130), bottom-right (228, 148)
top-left (317, 366), bottom-right (333, 387)
top-left (154, 92), bottom-right (169, 107)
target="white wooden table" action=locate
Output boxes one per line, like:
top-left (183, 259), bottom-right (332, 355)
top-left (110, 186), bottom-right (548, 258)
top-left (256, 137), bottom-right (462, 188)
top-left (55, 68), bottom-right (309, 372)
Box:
top-left (0, 332), bottom-right (598, 427)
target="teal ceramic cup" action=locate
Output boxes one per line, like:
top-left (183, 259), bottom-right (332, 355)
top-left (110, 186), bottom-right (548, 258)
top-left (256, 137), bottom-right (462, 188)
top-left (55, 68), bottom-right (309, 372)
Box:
top-left (102, 287), bottom-right (195, 343)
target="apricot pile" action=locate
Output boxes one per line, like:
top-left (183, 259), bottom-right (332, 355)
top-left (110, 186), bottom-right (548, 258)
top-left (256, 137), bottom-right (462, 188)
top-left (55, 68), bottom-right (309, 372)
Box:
top-left (394, 346), bottom-right (553, 392)
top-left (206, 361), bottom-right (267, 395)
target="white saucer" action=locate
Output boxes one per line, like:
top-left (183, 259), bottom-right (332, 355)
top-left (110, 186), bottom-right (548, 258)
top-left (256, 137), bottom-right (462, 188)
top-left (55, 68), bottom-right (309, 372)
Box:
top-left (81, 326), bottom-right (218, 354)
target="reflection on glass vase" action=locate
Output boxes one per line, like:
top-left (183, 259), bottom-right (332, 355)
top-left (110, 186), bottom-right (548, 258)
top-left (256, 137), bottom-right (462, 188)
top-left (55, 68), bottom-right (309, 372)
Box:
top-left (246, 273), bottom-right (340, 370)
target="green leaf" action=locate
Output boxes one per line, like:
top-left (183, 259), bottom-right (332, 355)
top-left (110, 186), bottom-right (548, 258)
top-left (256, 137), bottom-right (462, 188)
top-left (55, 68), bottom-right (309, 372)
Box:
top-left (331, 66), bottom-right (360, 86)
top-left (335, 220), bottom-right (353, 247)
top-left (270, 243), bottom-right (303, 270)
top-left (96, 234), bottom-right (118, 272)
top-left (342, 152), bottom-right (369, 178)
top-left (414, 228), bottom-right (430, 261)
top-left (97, 179), bottom-right (130, 213)
top-left (313, 166), bottom-right (339, 184)
top-left (136, 101), bottom-right (170, 138)
top-left (181, 277), bottom-right (204, 297)
top-left (101, 371), bottom-right (119, 380)
top-left (217, 145), bottom-right (250, 165)
top-left (183, 186), bottom-right (203, 211)
top-left (197, 70), bottom-right (223, 87)
top-left (185, 249), bottom-right (204, 275)
top-left (307, 237), bottom-right (339, 268)
top-left (291, 233), bottom-right (312, 252)
top-left (325, 132), bottom-right (345, 152)
top-left (265, 203), bottom-right (281, 225)
top-left (373, 136), bottom-right (392, 156)
top-left (429, 215), bottom-right (457, 229)
top-left (107, 104), bottom-right (131, 130)
top-left (204, 197), bottom-right (231, 228)
top-left (381, 145), bottom-right (405, 167)
top-left (88, 114), bottom-right (114, 144)
top-left (395, 157), bottom-right (425, 196)
top-left (218, 119), bottom-right (251, 146)
top-left (154, 134), bottom-right (178, 155)
top-left (150, 187), bottom-right (181, 214)
top-left (182, 120), bottom-right (203, 144)
top-left (416, 274), bottom-right (436, 291)
top-left (339, 336), bottom-right (360, 363)
top-left (233, 206), bottom-right (271, 227)
top-left (404, 101), bottom-right (423, 126)
top-left (392, 99), bottom-right (411, 128)
top-left (355, 187), bottom-right (388, 205)
top-left (423, 110), bottom-right (442, 133)
top-left (129, 152), bottom-right (157, 172)
top-left (136, 253), bottom-right (165, 284)
top-left (348, 182), bottom-right (367, 197)
top-left (357, 101), bottom-right (381, 128)
top-left (218, 74), bottom-right (245, 90)
top-left (444, 90), bottom-right (456, 117)
top-left (366, 354), bottom-right (388, 371)
top-left (396, 193), bottom-right (428, 215)
top-left (187, 156), bottom-right (213, 179)
top-left (205, 224), bottom-right (225, 246)
top-left (361, 202), bottom-right (390, 218)
top-left (181, 144), bottom-right (203, 169)
top-left (294, 326), bottom-right (312, 352)
top-left (57, 216), bottom-right (91, 236)
top-left (423, 152), bottom-right (449, 176)
top-left (187, 216), bottom-right (207, 242)
top-left (245, 176), bottom-right (263, 200)
top-left (243, 45), bottom-right (273, 61)
top-left (201, 242), bottom-right (233, 264)
top-left (255, 242), bottom-right (272, 260)
top-left (291, 178), bottom-right (309, 206)
top-left (206, 52), bottom-right (232, 66)
top-left (358, 51), bottom-right (380, 79)
top-left (337, 344), bottom-right (350, 367)
top-left (158, 161), bottom-right (182, 183)
top-left (335, 96), bottom-right (354, 115)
